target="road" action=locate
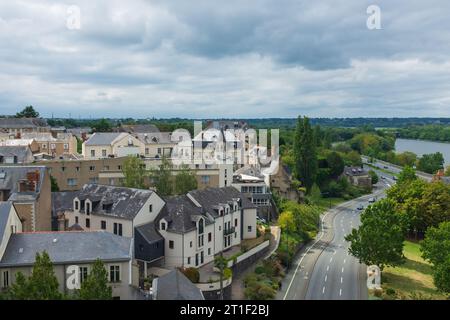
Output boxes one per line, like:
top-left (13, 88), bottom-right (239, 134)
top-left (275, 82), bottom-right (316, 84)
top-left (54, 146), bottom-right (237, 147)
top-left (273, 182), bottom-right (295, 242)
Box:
top-left (278, 172), bottom-right (394, 300)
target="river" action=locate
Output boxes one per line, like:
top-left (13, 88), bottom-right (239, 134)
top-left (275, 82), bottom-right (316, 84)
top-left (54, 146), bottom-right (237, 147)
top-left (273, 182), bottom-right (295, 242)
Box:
top-left (395, 138), bottom-right (450, 166)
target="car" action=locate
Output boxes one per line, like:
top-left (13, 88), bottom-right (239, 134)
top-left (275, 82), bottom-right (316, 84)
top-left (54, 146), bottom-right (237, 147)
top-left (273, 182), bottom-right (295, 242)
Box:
top-left (381, 176), bottom-right (386, 180)
top-left (368, 197), bottom-right (376, 203)
top-left (357, 204), bottom-right (364, 210)
top-left (383, 166), bottom-right (389, 169)
top-left (393, 176), bottom-right (398, 180)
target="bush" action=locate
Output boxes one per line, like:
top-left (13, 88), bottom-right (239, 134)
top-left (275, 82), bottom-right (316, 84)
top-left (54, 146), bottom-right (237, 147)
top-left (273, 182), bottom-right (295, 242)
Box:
top-left (179, 267), bottom-right (200, 283)
top-left (223, 268), bottom-right (232, 280)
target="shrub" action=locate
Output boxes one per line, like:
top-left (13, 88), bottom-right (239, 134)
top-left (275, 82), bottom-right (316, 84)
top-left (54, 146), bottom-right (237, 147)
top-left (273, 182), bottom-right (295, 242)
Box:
top-left (180, 267), bottom-right (200, 283)
top-left (223, 268), bottom-right (232, 280)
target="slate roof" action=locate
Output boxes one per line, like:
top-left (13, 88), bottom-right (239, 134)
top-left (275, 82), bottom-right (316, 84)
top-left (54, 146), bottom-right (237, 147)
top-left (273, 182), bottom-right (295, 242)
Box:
top-left (156, 195), bottom-right (208, 233)
top-left (135, 222), bottom-right (163, 243)
top-left (0, 118), bottom-right (48, 129)
top-left (135, 132), bottom-right (173, 145)
top-left (153, 269), bottom-right (204, 300)
top-left (0, 231), bottom-right (132, 267)
top-left (0, 166), bottom-right (47, 200)
top-left (188, 187), bottom-right (256, 216)
top-left (0, 202), bottom-right (13, 245)
top-left (51, 191), bottom-right (77, 217)
top-left (84, 132), bottom-right (126, 146)
top-left (75, 184), bottom-right (153, 220)
top-left (0, 146), bottom-right (33, 163)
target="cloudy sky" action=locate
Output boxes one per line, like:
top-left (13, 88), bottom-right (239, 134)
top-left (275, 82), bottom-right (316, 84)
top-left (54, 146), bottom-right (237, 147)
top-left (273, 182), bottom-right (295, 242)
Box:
top-left (1, 0), bottom-right (450, 118)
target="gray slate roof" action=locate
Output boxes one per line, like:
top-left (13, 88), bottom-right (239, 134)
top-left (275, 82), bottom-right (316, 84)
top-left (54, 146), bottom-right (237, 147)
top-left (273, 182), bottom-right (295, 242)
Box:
top-left (154, 269), bottom-right (204, 300)
top-left (0, 231), bottom-right (132, 267)
top-left (157, 195), bottom-right (208, 233)
top-left (75, 184), bottom-right (153, 220)
top-left (135, 132), bottom-right (173, 145)
top-left (0, 117), bottom-right (48, 129)
top-left (0, 146), bottom-right (33, 163)
top-left (0, 166), bottom-right (47, 200)
top-left (0, 202), bottom-right (13, 245)
top-left (84, 132), bottom-right (125, 146)
top-left (135, 222), bottom-right (163, 243)
top-left (51, 191), bottom-right (77, 217)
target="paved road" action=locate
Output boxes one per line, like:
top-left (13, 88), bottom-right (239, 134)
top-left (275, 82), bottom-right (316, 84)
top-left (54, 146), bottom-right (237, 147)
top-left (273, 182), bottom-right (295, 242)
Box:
top-left (278, 175), bottom-right (394, 300)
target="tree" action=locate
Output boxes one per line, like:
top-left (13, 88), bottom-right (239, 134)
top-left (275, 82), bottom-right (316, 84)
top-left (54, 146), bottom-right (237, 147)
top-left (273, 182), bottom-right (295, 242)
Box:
top-left (78, 259), bottom-right (112, 300)
top-left (417, 152), bottom-right (445, 174)
top-left (122, 156), bottom-right (146, 189)
top-left (9, 251), bottom-right (61, 300)
top-left (16, 106), bottom-right (39, 118)
top-left (368, 170), bottom-right (378, 185)
top-left (346, 199), bottom-right (406, 270)
top-left (150, 156), bottom-right (173, 196)
top-left (346, 150), bottom-right (362, 167)
top-left (326, 152), bottom-right (345, 178)
top-left (397, 165), bottom-right (417, 185)
top-left (174, 164), bottom-right (198, 195)
top-left (445, 166), bottom-right (450, 177)
top-left (421, 222), bottom-right (450, 294)
top-left (293, 116), bottom-right (318, 193)
top-left (93, 119), bottom-right (112, 132)
top-left (278, 211), bottom-right (296, 233)
top-left (50, 175), bottom-right (59, 192)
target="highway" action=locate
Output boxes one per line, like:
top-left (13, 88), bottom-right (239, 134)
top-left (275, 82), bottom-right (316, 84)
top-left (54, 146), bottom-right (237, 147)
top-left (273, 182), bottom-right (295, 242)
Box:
top-left (278, 171), bottom-right (395, 300)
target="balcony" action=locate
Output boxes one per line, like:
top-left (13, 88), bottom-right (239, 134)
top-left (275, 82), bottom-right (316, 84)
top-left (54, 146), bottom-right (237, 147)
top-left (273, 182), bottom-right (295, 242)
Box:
top-left (224, 226), bottom-right (235, 236)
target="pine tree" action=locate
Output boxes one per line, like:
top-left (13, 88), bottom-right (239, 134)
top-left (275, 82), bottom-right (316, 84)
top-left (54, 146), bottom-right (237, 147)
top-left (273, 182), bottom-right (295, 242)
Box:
top-left (78, 259), bottom-right (112, 300)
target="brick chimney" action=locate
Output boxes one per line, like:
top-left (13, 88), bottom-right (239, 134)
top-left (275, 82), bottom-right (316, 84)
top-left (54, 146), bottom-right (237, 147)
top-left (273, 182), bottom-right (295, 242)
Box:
top-left (26, 170), bottom-right (40, 192)
top-left (81, 132), bottom-right (87, 141)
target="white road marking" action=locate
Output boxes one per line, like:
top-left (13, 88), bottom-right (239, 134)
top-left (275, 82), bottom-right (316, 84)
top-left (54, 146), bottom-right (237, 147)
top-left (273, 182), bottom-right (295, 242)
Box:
top-left (343, 259), bottom-right (346, 264)
top-left (327, 266), bottom-right (329, 271)
top-left (339, 289), bottom-right (342, 296)
top-left (325, 275), bottom-right (328, 282)
top-left (322, 286), bottom-right (326, 294)
top-left (341, 267), bottom-right (344, 273)
top-left (330, 257), bottom-right (333, 263)
top-left (340, 277), bottom-right (343, 283)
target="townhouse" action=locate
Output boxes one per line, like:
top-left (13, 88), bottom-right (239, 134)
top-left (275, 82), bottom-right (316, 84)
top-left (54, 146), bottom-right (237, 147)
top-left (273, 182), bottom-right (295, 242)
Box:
top-left (155, 187), bottom-right (257, 268)
top-left (21, 132), bottom-right (78, 157)
top-left (0, 166), bottom-right (52, 232)
top-left (0, 146), bottom-right (34, 164)
top-left (82, 132), bottom-right (144, 159)
top-left (0, 117), bottom-right (50, 135)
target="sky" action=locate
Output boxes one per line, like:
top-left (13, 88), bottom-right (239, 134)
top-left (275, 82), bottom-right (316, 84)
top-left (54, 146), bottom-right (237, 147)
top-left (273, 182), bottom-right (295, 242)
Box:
top-left (0, 0), bottom-right (450, 119)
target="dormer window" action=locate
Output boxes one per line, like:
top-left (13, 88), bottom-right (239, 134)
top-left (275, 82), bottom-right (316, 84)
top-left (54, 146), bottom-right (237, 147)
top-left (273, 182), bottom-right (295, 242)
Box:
top-left (74, 200), bottom-right (79, 211)
top-left (86, 202), bottom-right (91, 215)
top-left (198, 218), bottom-right (204, 234)
top-left (161, 222), bottom-right (166, 231)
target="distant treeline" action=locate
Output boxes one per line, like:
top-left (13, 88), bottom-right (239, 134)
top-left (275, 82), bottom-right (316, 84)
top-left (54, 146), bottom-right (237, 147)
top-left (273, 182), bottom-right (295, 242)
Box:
top-left (396, 125), bottom-right (450, 142)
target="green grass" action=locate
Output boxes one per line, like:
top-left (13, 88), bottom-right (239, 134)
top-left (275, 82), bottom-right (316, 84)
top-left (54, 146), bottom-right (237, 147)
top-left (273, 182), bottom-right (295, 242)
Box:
top-left (380, 240), bottom-right (447, 300)
top-left (314, 197), bottom-right (347, 212)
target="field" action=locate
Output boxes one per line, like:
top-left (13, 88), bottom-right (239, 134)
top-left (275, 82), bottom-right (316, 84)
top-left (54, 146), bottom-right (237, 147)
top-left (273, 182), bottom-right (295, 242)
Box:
top-left (380, 241), bottom-right (447, 300)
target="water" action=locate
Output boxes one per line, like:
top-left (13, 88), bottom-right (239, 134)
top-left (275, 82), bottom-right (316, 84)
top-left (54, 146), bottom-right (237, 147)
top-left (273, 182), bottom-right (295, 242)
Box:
top-left (395, 138), bottom-right (450, 166)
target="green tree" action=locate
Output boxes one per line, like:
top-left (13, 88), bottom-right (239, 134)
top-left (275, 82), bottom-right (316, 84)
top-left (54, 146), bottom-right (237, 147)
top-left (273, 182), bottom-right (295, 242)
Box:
top-left (368, 170), bottom-right (378, 185)
top-left (397, 165), bottom-right (417, 185)
top-left (122, 156), bottom-right (146, 189)
top-left (293, 116), bottom-right (318, 193)
top-left (445, 166), bottom-right (450, 176)
top-left (345, 150), bottom-right (362, 166)
top-left (174, 164), bottom-right (198, 195)
top-left (278, 211), bottom-right (296, 233)
top-left (50, 175), bottom-right (59, 192)
top-left (421, 221), bottom-right (450, 294)
top-left (93, 119), bottom-right (112, 132)
top-left (417, 152), bottom-right (445, 174)
top-left (9, 251), bottom-right (62, 300)
top-left (346, 199), bottom-right (406, 270)
top-left (150, 156), bottom-right (173, 196)
top-left (78, 259), bottom-right (112, 300)
top-left (16, 106), bottom-right (39, 118)
top-left (326, 151), bottom-right (345, 178)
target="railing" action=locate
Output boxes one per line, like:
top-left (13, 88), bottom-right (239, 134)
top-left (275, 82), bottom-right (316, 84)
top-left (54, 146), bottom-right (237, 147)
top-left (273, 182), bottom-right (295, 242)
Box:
top-left (223, 227), bottom-right (235, 236)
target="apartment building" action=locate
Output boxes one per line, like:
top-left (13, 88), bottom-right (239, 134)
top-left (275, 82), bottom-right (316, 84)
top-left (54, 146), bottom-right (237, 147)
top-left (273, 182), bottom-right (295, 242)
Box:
top-left (21, 132), bottom-right (78, 157)
top-left (0, 166), bottom-right (52, 232)
top-left (155, 187), bottom-right (257, 268)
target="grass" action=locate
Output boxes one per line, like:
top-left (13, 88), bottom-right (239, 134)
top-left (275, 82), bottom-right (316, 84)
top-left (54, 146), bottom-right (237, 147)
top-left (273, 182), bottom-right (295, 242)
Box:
top-left (380, 240), bottom-right (447, 300)
top-left (314, 197), bottom-right (347, 212)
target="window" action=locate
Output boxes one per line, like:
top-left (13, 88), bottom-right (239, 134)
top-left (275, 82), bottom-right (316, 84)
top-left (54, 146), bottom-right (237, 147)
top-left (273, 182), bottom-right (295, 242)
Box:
top-left (75, 166), bottom-right (80, 172)
top-left (201, 175), bottom-right (210, 184)
top-left (145, 148), bottom-right (149, 155)
top-left (75, 216), bottom-right (79, 224)
top-left (198, 235), bottom-right (204, 248)
top-left (219, 226), bottom-right (221, 231)
top-left (2, 271), bottom-right (9, 288)
top-left (90, 150), bottom-right (95, 157)
top-left (190, 241), bottom-right (193, 248)
top-left (74, 200), bottom-right (79, 210)
top-left (198, 219), bottom-right (204, 234)
top-left (109, 265), bottom-right (120, 283)
top-left (208, 232), bottom-right (212, 242)
top-left (103, 165), bottom-right (110, 171)
top-left (64, 143), bottom-right (69, 150)
top-left (234, 232), bottom-right (237, 238)
top-left (67, 178), bottom-right (77, 186)
top-left (89, 166), bottom-right (95, 171)
top-left (88, 177), bottom-right (98, 184)
top-left (61, 166), bottom-right (66, 172)
top-left (149, 204), bottom-right (153, 213)
top-left (85, 218), bottom-right (90, 228)
top-left (42, 144), bottom-right (47, 149)
top-left (161, 222), bottom-right (166, 231)
top-left (101, 220), bottom-right (106, 230)
top-left (169, 240), bottom-right (174, 249)
top-left (113, 223), bottom-right (122, 236)
top-left (157, 148), bottom-right (162, 154)
top-left (79, 267), bottom-right (88, 284)
top-left (248, 226), bottom-right (252, 232)
top-left (234, 218), bottom-right (238, 227)
top-left (200, 251), bottom-right (204, 264)
top-left (50, 143), bottom-right (56, 149)
top-left (117, 165), bottom-right (122, 170)
top-left (102, 149), bottom-right (107, 157)
top-left (187, 257), bottom-right (191, 265)
top-left (86, 202), bottom-right (91, 215)
top-left (208, 248), bottom-right (211, 255)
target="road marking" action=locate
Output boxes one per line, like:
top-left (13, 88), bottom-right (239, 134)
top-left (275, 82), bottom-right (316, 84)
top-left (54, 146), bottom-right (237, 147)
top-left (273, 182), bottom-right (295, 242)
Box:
top-left (343, 259), bottom-right (346, 264)
top-left (339, 289), bottom-right (342, 296)
top-left (342, 267), bottom-right (344, 273)
top-left (327, 266), bottom-right (329, 271)
top-left (330, 257), bottom-right (333, 263)
top-left (325, 274), bottom-right (328, 282)
top-left (322, 286), bottom-right (325, 294)
top-left (340, 277), bottom-right (343, 283)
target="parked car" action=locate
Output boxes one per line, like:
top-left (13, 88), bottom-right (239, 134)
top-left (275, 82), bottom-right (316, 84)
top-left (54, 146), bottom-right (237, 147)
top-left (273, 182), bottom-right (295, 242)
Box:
top-left (393, 176), bottom-right (398, 181)
top-left (357, 204), bottom-right (364, 210)
top-left (368, 197), bottom-right (376, 203)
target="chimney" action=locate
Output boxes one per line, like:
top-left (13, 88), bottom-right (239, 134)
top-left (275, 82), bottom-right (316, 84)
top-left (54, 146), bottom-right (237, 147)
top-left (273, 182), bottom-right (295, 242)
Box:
top-left (57, 214), bottom-right (66, 231)
top-left (81, 132), bottom-right (87, 141)
top-left (26, 170), bottom-right (40, 192)
top-left (18, 180), bottom-right (28, 192)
